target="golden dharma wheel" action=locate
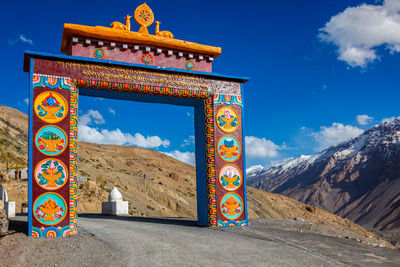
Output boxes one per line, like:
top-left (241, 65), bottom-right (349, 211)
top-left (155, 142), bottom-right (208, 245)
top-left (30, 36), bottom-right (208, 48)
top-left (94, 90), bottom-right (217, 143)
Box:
top-left (134, 3), bottom-right (154, 27)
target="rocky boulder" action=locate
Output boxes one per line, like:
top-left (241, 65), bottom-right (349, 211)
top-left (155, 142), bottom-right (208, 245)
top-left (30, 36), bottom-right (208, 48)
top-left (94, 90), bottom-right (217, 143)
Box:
top-left (0, 201), bottom-right (8, 233)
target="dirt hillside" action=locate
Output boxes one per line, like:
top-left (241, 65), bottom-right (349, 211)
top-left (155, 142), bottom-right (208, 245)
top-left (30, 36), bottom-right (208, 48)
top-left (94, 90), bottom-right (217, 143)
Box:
top-left (0, 104), bottom-right (393, 246)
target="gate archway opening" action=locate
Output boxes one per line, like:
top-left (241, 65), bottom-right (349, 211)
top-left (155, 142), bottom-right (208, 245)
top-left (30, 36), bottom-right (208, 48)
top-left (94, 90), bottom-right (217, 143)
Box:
top-left (76, 93), bottom-right (199, 221)
top-left (24, 3), bottom-right (248, 237)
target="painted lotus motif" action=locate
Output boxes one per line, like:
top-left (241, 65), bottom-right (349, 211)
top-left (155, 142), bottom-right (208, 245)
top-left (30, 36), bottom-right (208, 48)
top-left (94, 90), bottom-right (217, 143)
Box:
top-left (33, 193), bottom-right (67, 225)
top-left (219, 164), bottom-right (242, 191)
top-left (34, 91), bottom-right (68, 123)
top-left (35, 126), bottom-right (67, 156)
top-left (220, 193), bottom-right (243, 220)
top-left (218, 135), bottom-right (240, 162)
top-left (34, 159), bottom-right (68, 190)
top-left (216, 106), bottom-right (239, 133)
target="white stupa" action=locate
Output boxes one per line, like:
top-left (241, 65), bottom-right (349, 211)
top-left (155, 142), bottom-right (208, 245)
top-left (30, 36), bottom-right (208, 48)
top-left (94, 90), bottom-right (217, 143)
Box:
top-left (102, 187), bottom-right (129, 216)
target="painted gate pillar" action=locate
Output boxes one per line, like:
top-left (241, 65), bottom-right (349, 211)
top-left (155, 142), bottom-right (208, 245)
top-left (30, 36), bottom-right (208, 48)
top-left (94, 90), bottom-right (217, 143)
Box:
top-left (25, 3), bottom-right (248, 237)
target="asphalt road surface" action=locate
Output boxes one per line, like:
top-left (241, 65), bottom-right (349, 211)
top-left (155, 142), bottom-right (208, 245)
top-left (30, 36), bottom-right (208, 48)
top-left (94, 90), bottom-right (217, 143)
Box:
top-left (76, 215), bottom-right (400, 266)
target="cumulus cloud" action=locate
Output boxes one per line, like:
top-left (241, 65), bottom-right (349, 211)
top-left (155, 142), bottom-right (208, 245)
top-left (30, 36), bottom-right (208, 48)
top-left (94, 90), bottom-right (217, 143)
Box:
top-left (311, 123), bottom-right (363, 150)
top-left (357, 114), bottom-right (374, 125)
top-left (23, 98), bottom-right (29, 105)
top-left (79, 126), bottom-right (170, 148)
top-left (245, 136), bottom-right (280, 158)
top-left (80, 109), bottom-right (105, 126)
top-left (319, 0), bottom-right (400, 67)
top-left (164, 150), bottom-right (195, 166)
top-left (8, 34), bottom-right (34, 46)
top-left (78, 110), bottom-right (170, 148)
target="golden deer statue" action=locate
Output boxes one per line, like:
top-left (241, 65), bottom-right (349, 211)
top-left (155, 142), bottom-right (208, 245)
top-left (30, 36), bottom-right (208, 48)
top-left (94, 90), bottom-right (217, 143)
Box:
top-left (155, 21), bottom-right (174, 39)
top-left (110, 14), bottom-right (132, 31)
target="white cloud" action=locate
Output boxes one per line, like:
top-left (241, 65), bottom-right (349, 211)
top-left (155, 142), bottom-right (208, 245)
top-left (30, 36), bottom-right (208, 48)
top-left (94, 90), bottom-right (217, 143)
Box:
top-left (108, 107), bottom-right (116, 115)
top-left (80, 109), bottom-right (105, 126)
top-left (181, 135), bottom-right (195, 147)
top-left (357, 114), bottom-right (374, 125)
top-left (164, 150), bottom-right (195, 166)
top-left (8, 34), bottom-right (34, 46)
top-left (79, 126), bottom-right (170, 148)
top-left (78, 109), bottom-right (169, 148)
top-left (311, 123), bottom-right (363, 150)
top-left (319, 0), bottom-right (400, 67)
top-left (186, 111), bottom-right (191, 117)
top-left (23, 98), bottom-right (29, 105)
top-left (245, 136), bottom-right (280, 158)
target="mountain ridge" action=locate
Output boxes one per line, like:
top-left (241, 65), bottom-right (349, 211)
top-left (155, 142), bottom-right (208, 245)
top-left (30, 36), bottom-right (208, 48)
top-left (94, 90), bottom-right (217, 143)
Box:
top-left (248, 118), bottom-right (400, 231)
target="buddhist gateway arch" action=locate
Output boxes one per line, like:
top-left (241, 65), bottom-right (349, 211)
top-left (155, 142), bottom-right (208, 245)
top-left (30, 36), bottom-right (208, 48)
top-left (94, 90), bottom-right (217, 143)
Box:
top-left (24, 3), bottom-right (248, 237)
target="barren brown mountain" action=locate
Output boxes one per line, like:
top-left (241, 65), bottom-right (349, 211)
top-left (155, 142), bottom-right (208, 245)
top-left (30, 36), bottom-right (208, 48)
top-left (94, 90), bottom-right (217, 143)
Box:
top-left (0, 104), bottom-right (391, 245)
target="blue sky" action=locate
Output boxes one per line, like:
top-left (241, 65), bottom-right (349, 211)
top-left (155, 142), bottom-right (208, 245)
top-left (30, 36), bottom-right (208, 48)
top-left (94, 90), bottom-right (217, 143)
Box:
top-left (2, 0), bottom-right (400, 168)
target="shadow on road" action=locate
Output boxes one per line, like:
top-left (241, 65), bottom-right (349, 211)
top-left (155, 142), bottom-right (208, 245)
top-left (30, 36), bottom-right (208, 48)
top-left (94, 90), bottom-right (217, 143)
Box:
top-left (0, 214), bottom-right (28, 238)
top-left (78, 213), bottom-right (202, 228)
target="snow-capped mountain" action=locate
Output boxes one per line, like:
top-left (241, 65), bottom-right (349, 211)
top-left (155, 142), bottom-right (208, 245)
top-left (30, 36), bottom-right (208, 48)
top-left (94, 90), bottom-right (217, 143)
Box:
top-left (248, 118), bottom-right (400, 231)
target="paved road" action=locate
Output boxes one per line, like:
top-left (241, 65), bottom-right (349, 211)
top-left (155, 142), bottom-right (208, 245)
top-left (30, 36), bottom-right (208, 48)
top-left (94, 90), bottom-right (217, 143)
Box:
top-left (77, 215), bottom-right (400, 266)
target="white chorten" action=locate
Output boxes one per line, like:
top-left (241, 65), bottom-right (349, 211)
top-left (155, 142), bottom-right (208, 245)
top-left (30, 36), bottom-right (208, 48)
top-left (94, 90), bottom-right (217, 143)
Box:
top-left (102, 187), bottom-right (129, 216)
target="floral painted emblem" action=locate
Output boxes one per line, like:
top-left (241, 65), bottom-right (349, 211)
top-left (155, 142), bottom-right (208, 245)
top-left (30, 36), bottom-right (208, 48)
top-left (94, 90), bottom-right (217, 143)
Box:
top-left (219, 164), bottom-right (242, 191)
top-left (220, 193), bottom-right (243, 220)
top-left (217, 135), bottom-right (240, 162)
top-left (34, 91), bottom-right (68, 123)
top-left (216, 106), bottom-right (239, 133)
top-left (34, 159), bottom-right (68, 190)
top-left (142, 53), bottom-right (153, 65)
top-left (33, 193), bottom-right (67, 225)
top-left (35, 125), bottom-right (67, 156)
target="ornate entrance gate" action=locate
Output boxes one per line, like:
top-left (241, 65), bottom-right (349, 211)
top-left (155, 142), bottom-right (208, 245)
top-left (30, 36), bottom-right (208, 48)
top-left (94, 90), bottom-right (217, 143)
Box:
top-left (24, 3), bottom-right (248, 237)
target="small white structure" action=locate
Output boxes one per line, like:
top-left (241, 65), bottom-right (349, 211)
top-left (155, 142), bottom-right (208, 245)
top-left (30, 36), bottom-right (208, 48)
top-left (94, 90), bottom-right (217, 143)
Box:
top-left (5, 202), bottom-right (15, 218)
top-left (21, 168), bottom-right (28, 180)
top-left (102, 187), bottom-right (129, 215)
top-left (0, 186), bottom-right (16, 218)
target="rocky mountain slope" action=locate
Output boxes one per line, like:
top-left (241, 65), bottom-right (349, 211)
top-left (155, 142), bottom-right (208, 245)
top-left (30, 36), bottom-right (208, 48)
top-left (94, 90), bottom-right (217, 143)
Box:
top-left (248, 119), bottom-right (400, 232)
top-left (0, 104), bottom-right (389, 243)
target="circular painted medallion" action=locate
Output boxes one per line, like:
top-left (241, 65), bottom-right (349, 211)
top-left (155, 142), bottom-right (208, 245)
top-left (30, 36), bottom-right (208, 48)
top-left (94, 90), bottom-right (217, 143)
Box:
top-left (34, 91), bottom-right (68, 123)
top-left (220, 192), bottom-right (244, 220)
top-left (33, 192), bottom-right (67, 226)
top-left (217, 135), bottom-right (241, 162)
top-left (185, 60), bottom-right (195, 70)
top-left (35, 125), bottom-right (68, 156)
top-left (34, 158), bottom-right (68, 190)
top-left (94, 48), bottom-right (105, 59)
top-left (142, 53), bottom-right (153, 65)
top-left (216, 106), bottom-right (239, 133)
top-left (219, 164), bottom-right (242, 191)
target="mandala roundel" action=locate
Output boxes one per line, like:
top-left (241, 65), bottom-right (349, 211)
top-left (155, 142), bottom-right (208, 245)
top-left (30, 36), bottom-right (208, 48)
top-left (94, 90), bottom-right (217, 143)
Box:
top-left (216, 106), bottom-right (239, 133)
top-left (142, 53), bottom-right (153, 65)
top-left (33, 192), bottom-right (67, 226)
top-left (34, 91), bottom-right (68, 123)
top-left (185, 60), bottom-right (195, 70)
top-left (94, 48), bottom-right (105, 59)
top-left (34, 158), bottom-right (68, 190)
top-left (217, 135), bottom-right (241, 162)
top-left (35, 125), bottom-right (68, 156)
top-left (218, 164), bottom-right (242, 191)
top-left (220, 192), bottom-right (244, 220)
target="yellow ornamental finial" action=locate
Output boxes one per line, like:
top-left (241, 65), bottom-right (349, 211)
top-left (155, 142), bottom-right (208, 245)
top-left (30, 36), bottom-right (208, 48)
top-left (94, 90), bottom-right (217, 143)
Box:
top-left (134, 3), bottom-right (154, 34)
